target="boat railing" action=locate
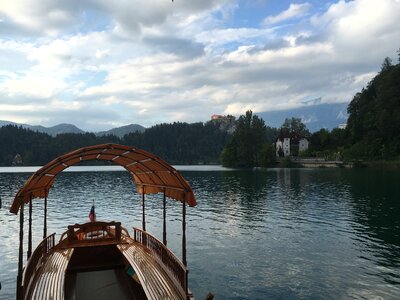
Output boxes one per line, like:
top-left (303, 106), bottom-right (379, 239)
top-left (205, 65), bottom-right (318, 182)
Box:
top-left (67, 221), bottom-right (122, 244)
top-left (132, 227), bottom-right (187, 294)
top-left (22, 233), bottom-right (55, 299)
top-left (120, 226), bottom-right (130, 237)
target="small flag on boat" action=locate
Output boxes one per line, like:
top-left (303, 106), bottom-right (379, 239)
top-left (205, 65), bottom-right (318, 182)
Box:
top-left (89, 205), bottom-right (96, 222)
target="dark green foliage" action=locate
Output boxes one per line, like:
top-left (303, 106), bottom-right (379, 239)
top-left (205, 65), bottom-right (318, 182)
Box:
top-left (346, 59), bottom-right (400, 160)
top-left (0, 125), bottom-right (52, 165)
top-left (398, 48), bottom-right (400, 63)
top-left (265, 126), bottom-right (279, 144)
top-left (0, 122), bottom-right (229, 166)
top-left (381, 57), bottom-right (393, 71)
top-left (309, 128), bottom-right (346, 152)
top-left (123, 122), bottom-right (229, 164)
top-left (220, 110), bottom-right (267, 168)
top-left (279, 117), bottom-right (310, 141)
top-left (260, 144), bottom-right (276, 167)
top-left (220, 137), bottom-right (238, 167)
top-left (330, 128), bottom-right (346, 148)
top-left (310, 128), bottom-right (330, 151)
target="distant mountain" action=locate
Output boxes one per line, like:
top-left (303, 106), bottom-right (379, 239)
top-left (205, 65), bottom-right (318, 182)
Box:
top-left (96, 124), bottom-right (146, 138)
top-left (0, 120), bottom-right (24, 127)
top-left (31, 123), bottom-right (85, 136)
top-left (258, 102), bottom-right (349, 132)
top-left (0, 120), bottom-right (146, 137)
top-left (0, 121), bottom-right (85, 136)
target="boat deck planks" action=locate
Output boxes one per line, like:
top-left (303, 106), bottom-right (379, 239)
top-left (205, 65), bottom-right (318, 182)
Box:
top-left (118, 240), bottom-right (185, 300)
top-left (29, 248), bottom-right (74, 300)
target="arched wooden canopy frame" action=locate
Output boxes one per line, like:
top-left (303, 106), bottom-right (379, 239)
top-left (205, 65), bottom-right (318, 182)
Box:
top-left (10, 143), bottom-right (196, 214)
top-left (11, 144), bottom-right (196, 299)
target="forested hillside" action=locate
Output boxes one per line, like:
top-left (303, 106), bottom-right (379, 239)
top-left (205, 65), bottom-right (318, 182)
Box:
top-left (0, 122), bottom-right (228, 166)
top-left (123, 122), bottom-right (230, 164)
top-left (345, 57), bottom-right (400, 159)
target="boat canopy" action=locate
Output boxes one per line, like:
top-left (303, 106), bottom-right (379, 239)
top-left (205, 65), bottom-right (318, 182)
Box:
top-left (10, 143), bottom-right (196, 214)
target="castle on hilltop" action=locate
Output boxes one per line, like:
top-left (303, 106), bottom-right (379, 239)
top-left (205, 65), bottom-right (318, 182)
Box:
top-left (210, 114), bottom-right (236, 134)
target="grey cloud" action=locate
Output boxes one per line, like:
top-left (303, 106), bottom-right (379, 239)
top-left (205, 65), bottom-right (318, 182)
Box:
top-left (0, 0), bottom-right (226, 37)
top-left (263, 39), bottom-right (291, 51)
top-left (143, 36), bottom-right (204, 58)
top-left (0, 13), bottom-right (39, 37)
top-left (0, 1), bottom-right (85, 36)
top-left (0, 94), bottom-right (51, 105)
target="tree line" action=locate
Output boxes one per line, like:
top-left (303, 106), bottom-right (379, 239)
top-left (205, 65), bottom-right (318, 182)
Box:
top-left (0, 122), bottom-right (229, 166)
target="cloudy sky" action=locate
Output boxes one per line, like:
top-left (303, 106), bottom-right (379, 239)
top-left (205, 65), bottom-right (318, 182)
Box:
top-left (0, 0), bottom-right (399, 131)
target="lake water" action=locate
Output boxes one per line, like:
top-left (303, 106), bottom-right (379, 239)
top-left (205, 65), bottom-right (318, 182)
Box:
top-left (0, 167), bottom-right (400, 299)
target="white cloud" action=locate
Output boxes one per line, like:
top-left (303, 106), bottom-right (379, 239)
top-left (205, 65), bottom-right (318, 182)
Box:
top-left (0, 75), bottom-right (66, 98)
top-left (311, 0), bottom-right (400, 60)
top-left (263, 3), bottom-right (311, 25)
top-left (0, 0), bottom-right (400, 130)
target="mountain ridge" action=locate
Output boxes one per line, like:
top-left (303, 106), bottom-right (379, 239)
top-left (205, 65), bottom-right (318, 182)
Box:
top-left (96, 124), bottom-right (145, 138)
top-left (0, 120), bottom-right (145, 137)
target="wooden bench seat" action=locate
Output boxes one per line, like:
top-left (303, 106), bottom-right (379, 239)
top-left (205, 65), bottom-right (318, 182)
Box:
top-left (28, 248), bottom-right (74, 300)
top-left (118, 241), bottom-right (185, 300)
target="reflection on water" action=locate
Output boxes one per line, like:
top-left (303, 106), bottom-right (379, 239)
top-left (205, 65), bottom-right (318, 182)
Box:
top-left (0, 168), bottom-right (400, 299)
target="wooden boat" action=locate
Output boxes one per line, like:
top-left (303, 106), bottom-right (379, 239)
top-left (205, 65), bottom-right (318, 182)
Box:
top-left (10, 144), bottom-right (196, 300)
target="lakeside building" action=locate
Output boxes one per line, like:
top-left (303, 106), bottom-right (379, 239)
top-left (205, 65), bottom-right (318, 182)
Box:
top-left (211, 114), bottom-right (224, 120)
top-left (299, 138), bottom-right (309, 152)
top-left (276, 137), bottom-right (309, 157)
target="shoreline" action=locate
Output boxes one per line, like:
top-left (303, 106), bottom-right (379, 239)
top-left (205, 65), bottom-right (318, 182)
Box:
top-left (276, 158), bottom-right (400, 170)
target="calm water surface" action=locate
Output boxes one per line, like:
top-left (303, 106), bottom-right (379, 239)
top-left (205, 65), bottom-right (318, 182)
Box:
top-left (0, 167), bottom-right (400, 299)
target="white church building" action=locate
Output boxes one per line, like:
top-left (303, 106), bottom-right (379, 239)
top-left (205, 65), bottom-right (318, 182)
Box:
top-left (276, 137), bottom-right (309, 157)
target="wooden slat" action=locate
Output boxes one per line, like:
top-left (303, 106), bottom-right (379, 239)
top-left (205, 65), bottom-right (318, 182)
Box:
top-left (118, 240), bottom-right (185, 300)
top-left (30, 248), bottom-right (74, 300)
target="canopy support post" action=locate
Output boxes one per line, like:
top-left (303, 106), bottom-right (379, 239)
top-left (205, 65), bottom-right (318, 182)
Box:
top-left (163, 189), bottom-right (167, 246)
top-left (27, 195), bottom-right (32, 259)
top-left (17, 201), bottom-right (24, 300)
top-left (182, 195), bottom-right (187, 267)
top-left (182, 194), bottom-right (188, 297)
top-left (142, 187), bottom-right (146, 231)
top-left (43, 191), bottom-right (47, 239)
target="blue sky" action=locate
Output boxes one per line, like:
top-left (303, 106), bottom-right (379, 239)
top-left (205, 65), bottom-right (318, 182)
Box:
top-left (0, 0), bottom-right (399, 131)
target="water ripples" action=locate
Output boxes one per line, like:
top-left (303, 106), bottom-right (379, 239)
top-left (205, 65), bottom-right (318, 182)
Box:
top-left (1, 168), bottom-right (400, 299)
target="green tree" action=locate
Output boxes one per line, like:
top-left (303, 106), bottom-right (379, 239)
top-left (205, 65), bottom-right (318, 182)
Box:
top-left (310, 128), bottom-right (330, 151)
top-left (397, 48), bottom-right (400, 64)
top-left (260, 144), bottom-right (276, 167)
top-left (381, 57), bottom-right (393, 72)
top-left (346, 56), bottom-right (400, 160)
top-left (279, 117), bottom-right (309, 140)
top-left (330, 128), bottom-right (346, 148)
top-left (221, 110), bottom-right (267, 167)
top-left (265, 126), bottom-right (279, 144)
top-left (220, 137), bottom-right (238, 167)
